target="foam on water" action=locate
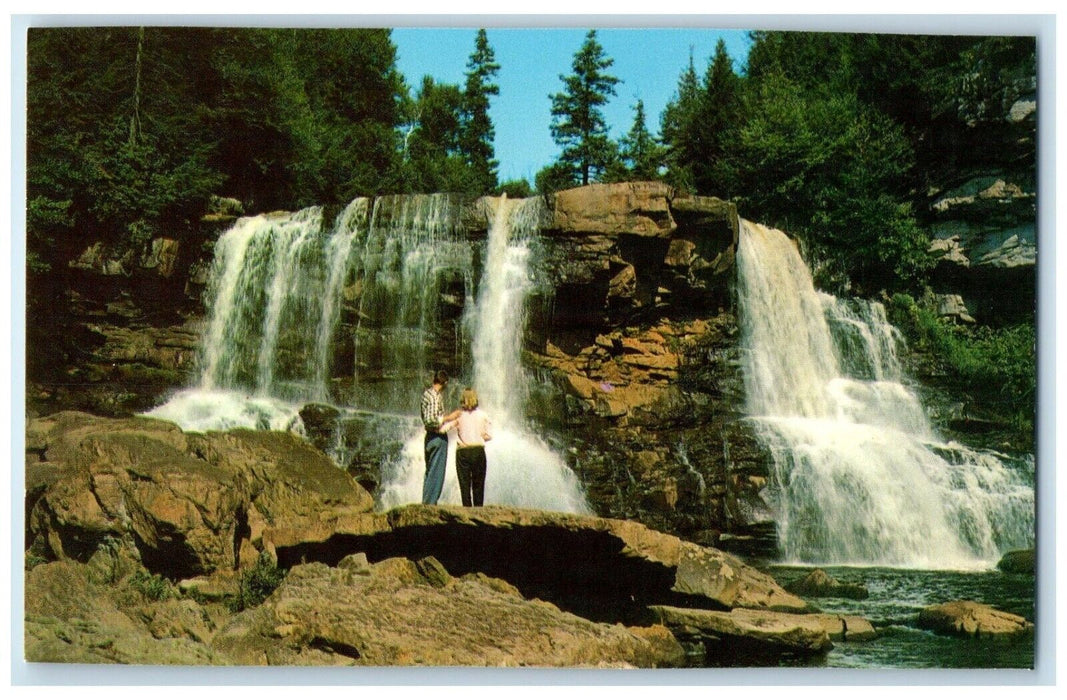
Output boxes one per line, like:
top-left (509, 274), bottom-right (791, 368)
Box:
top-left (737, 220), bottom-right (1034, 568)
top-left (143, 388), bottom-right (304, 433)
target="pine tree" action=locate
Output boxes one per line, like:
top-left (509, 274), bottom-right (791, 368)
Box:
top-left (619, 99), bottom-right (663, 180)
top-left (460, 29), bottom-right (501, 194)
top-left (692, 38), bottom-right (741, 195)
top-left (548, 30), bottom-right (620, 186)
top-left (660, 51), bottom-right (700, 191)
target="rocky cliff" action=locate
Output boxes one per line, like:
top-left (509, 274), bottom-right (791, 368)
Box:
top-left (27, 182), bottom-right (777, 556)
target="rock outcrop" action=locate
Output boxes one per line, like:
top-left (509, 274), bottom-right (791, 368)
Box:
top-left (263, 503), bottom-right (809, 625)
top-left (24, 545), bottom-right (685, 667)
top-left (923, 64), bottom-right (1036, 328)
top-left (26, 412), bottom-right (374, 577)
top-left (24, 412), bottom-right (821, 667)
top-left (25, 551), bottom-right (230, 665)
top-left (917, 600), bottom-right (1034, 638)
top-left (211, 556), bottom-right (685, 667)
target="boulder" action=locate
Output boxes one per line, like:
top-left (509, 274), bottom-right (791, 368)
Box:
top-left (785, 568), bottom-right (869, 600)
top-left (263, 504), bottom-right (809, 623)
top-left (996, 548), bottom-right (1035, 574)
top-left (805, 613), bottom-right (878, 642)
top-left (935, 294), bottom-right (976, 324)
top-left (26, 412), bottom-right (374, 578)
top-left (69, 242), bottom-right (135, 277)
top-left (211, 557), bottom-right (685, 667)
top-left (650, 605), bottom-right (833, 659)
top-left (140, 238), bottom-right (181, 278)
top-left (917, 600), bottom-right (1034, 638)
top-left (548, 182), bottom-right (676, 237)
top-left (25, 557), bottom-right (229, 665)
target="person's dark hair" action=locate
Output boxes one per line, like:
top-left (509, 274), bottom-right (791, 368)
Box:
top-left (433, 370), bottom-right (449, 386)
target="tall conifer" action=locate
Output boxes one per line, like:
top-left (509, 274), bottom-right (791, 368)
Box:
top-left (548, 30), bottom-right (620, 186)
top-left (460, 29), bottom-right (501, 194)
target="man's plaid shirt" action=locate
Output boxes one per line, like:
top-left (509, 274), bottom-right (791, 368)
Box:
top-left (421, 386), bottom-right (444, 432)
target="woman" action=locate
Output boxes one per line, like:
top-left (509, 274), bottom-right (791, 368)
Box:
top-left (441, 388), bottom-right (492, 507)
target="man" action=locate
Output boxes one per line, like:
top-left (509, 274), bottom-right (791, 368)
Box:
top-left (420, 370), bottom-right (462, 505)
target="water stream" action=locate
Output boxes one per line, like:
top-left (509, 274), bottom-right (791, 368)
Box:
top-left (147, 194), bottom-right (589, 514)
top-left (735, 220), bottom-right (1034, 569)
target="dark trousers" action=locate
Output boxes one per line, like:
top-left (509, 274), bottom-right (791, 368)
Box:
top-left (422, 431), bottom-right (449, 505)
top-left (456, 446), bottom-right (487, 507)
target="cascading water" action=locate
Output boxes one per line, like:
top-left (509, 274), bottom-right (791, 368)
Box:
top-left (736, 220), bottom-right (1034, 569)
top-left (377, 196), bottom-right (592, 513)
top-left (147, 192), bottom-right (589, 514)
top-left (147, 194), bottom-right (469, 429)
top-left (147, 203), bottom-right (361, 430)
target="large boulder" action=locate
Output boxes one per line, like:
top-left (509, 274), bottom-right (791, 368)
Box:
top-left (996, 548), bottom-right (1035, 574)
top-left (26, 412), bottom-right (374, 578)
top-left (211, 556), bottom-right (685, 667)
top-left (650, 606), bottom-right (833, 662)
top-left (917, 600), bottom-right (1034, 638)
top-left (785, 568), bottom-right (869, 600)
top-left (263, 503), bottom-right (809, 624)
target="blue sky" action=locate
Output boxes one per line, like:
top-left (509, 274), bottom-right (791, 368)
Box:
top-left (392, 27), bottom-right (754, 184)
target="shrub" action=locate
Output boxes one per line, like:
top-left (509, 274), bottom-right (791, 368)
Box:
top-left (229, 551), bottom-right (285, 612)
top-left (889, 294), bottom-right (1036, 431)
top-left (129, 570), bottom-right (173, 601)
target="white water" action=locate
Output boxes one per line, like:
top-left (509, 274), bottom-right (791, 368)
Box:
top-left (737, 220), bottom-right (1034, 569)
top-left (378, 196), bottom-right (591, 514)
top-left (148, 194), bottom-right (589, 514)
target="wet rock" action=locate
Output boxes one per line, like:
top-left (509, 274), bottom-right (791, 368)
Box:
top-left (785, 569), bottom-right (870, 600)
top-left (917, 600), bottom-right (1034, 637)
top-left (650, 605), bottom-right (833, 661)
top-left (805, 613), bottom-right (878, 642)
top-left (996, 548), bottom-right (1035, 574)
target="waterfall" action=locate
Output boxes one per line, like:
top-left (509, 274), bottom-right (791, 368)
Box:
top-left (377, 195), bottom-right (592, 513)
top-left (736, 220), bottom-right (1034, 569)
top-left (350, 194), bottom-right (473, 412)
top-left (147, 193), bottom-right (589, 514)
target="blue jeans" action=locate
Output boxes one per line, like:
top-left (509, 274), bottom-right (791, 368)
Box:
top-left (421, 431), bottom-right (449, 505)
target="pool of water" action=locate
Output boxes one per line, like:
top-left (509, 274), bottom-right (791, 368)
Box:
top-left (766, 565), bottom-right (1035, 669)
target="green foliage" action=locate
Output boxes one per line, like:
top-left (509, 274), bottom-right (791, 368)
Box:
top-left (228, 551), bottom-right (285, 612)
top-left (732, 71), bottom-right (929, 293)
top-left (129, 570), bottom-right (174, 601)
top-left (26, 27), bottom-right (406, 274)
top-left (660, 53), bottom-right (701, 192)
top-left (535, 161), bottom-right (578, 194)
top-left (460, 29), bottom-right (502, 194)
top-left (396, 76), bottom-right (469, 193)
top-left (889, 294), bottom-right (1036, 430)
top-left (496, 178), bottom-right (534, 198)
top-left (548, 30), bottom-right (621, 186)
top-left (25, 552), bottom-right (49, 570)
top-left (617, 100), bottom-right (664, 181)
top-left (692, 39), bottom-right (742, 195)
top-left (391, 29), bottom-right (503, 196)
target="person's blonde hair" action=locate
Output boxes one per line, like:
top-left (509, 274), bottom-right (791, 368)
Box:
top-left (460, 388), bottom-right (479, 411)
